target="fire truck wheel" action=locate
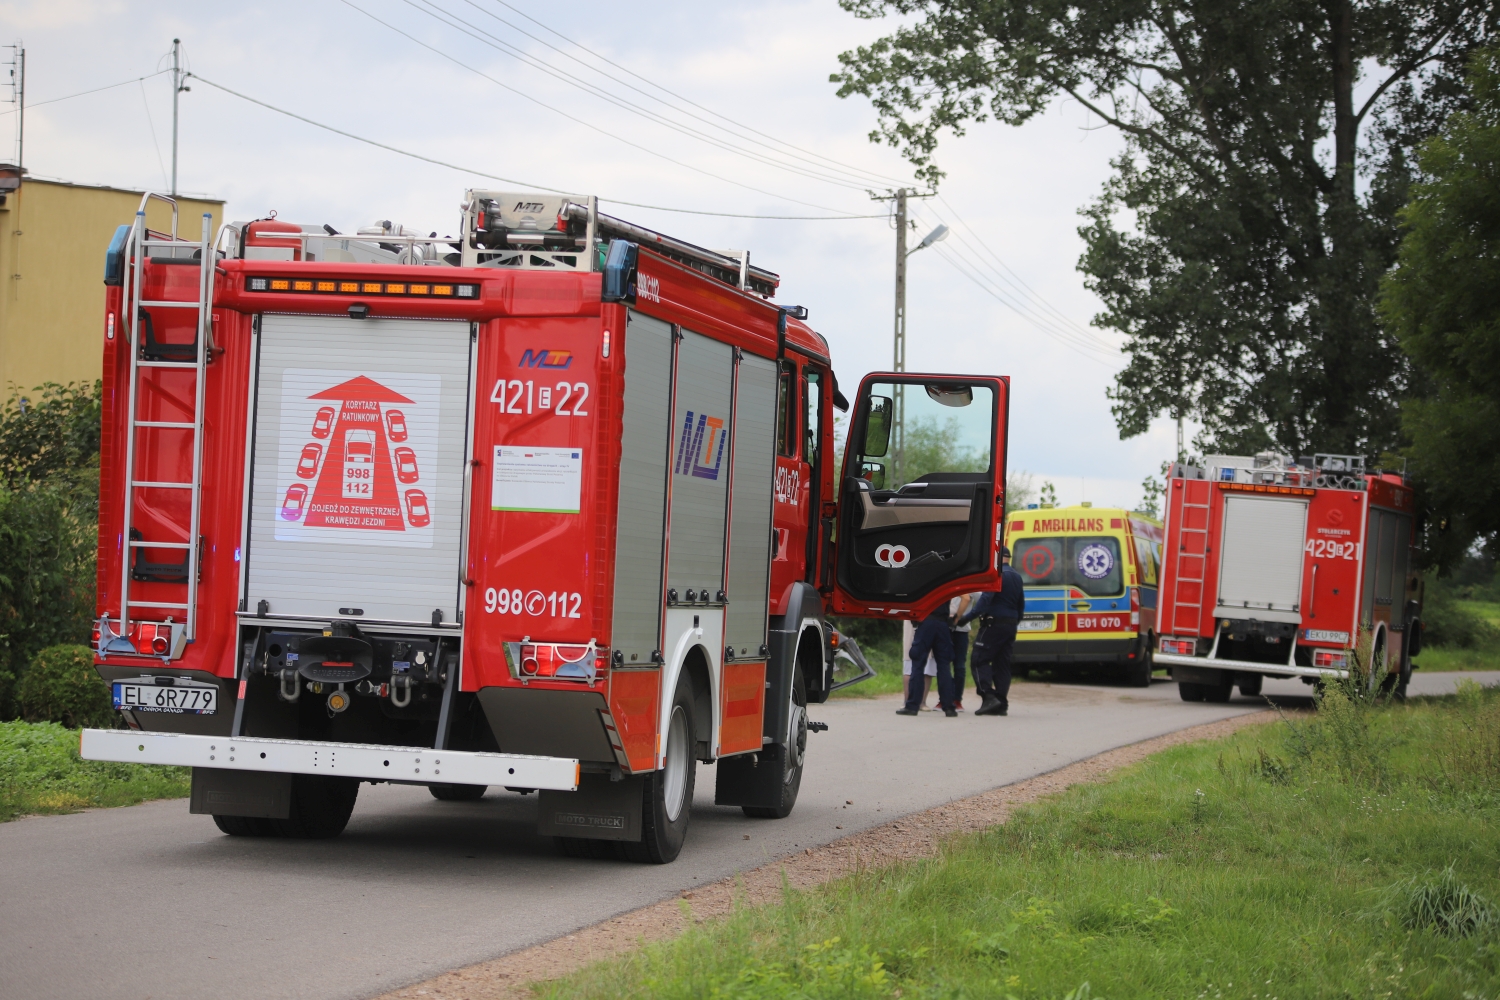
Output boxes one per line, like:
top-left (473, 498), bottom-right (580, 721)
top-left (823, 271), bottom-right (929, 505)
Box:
top-left (1238, 674), bottom-right (1263, 697)
top-left (742, 667), bottom-right (807, 820)
top-left (1200, 678), bottom-right (1234, 703)
top-left (1178, 682), bottom-right (1206, 702)
top-left (212, 814), bottom-right (278, 837)
top-left (271, 774), bottom-right (360, 839)
top-left (622, 679), bottom-right (696, 864)
top-left (428, 783), bottom-right (488, 801)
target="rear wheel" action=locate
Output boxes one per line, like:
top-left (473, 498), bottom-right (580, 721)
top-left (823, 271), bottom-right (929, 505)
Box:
top-left (271, 775), bottom-right (359, 839)
top-left (1125, 641), bottom-right (1153, 688)
top-left (1201, 679), bottom-right (1234, 703)
top-left (621, 676), bottom-right (696, 864)
top-left (212, 814), bottom-right (278, 837)
top-left (429, 783), bottom-right (487, 801)
top-left (743, 668), bottom-right (807, 820)
top-left (1178, 682), bottom-right (1205, 702)
top-left (1238, 673), bottom-right (1263, 697)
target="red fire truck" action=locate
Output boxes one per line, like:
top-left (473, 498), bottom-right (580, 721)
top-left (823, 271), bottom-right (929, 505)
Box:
top-left (82, 191), bottom-right (1010, 862)
top-left (1153, 454), bottom-right (1423, 702)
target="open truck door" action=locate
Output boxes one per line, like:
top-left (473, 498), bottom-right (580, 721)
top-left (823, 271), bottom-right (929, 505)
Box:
top-left (830, 373), bottom-right (1009, 617)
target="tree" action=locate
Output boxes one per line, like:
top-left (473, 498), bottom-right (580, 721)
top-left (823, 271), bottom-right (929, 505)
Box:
top-left (1380, 46), bottom-right (1500, 565)
top-left (832, 0), bottom-right (1497, 455)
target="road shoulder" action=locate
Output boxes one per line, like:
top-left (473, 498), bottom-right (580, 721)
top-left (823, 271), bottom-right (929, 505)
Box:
top-left (374, 709), bottom-right (1278, 1000)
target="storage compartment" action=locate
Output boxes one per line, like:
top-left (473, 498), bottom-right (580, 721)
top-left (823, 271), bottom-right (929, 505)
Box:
top-left (1216, 495), bottom-right (1308, 618)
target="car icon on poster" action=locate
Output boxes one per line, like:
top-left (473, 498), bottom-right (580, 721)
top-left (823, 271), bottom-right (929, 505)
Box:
top-left (345, 429), bottom-right (375, 463)
top-left (281, 484), bottom-right (308, 520)
top-left (385, 409), bottom-right (409, 442)
top-left (404, 489), bottom-right (430, 527)
top-left (296, 443), bottom-right (323, 479)
top-left (311, 406), bottom-right (336, 439)
top-left (394, 447), bottom-right (419, 484)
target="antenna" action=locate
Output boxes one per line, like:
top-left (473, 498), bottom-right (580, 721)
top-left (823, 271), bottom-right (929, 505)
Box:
top-left (4, 42), bottom-right (23, 172)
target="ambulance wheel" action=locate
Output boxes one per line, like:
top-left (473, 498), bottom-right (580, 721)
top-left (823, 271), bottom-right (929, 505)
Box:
top-left (1178, 683), bottom-right (1205, 702)
top-left (622, 678), bottom-right (696, 864)
top-left (743, 668), bottom-right (807, 820)
top-left (212, 814), bottom-right (277, 837)
top-left (429, 783), bottom-right (487, 801)
top-left (271, 775), bottom-right (359, 839)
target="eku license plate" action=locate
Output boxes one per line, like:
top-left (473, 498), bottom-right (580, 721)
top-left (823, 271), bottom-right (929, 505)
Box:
top-left (113, 682), bottom-right (217, 715)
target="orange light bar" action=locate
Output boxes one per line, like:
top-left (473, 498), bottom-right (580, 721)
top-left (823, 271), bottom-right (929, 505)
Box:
top-left (246, 277), bottom-right (479, 299)
top-left (1217, 482), bottom-right (1316, 497)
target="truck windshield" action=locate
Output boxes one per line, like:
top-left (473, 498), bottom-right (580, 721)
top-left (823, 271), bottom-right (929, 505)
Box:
top-left (1012, 536), bottom-right (1124, 597)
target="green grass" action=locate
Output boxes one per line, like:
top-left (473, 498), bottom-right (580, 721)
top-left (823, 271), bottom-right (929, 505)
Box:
top-left (0, 720), bottom-right (189, 822)
top-left (545, 683), bottom-right (1500, 1000)
top-left (1416, 644), bottom-right (1500, 671)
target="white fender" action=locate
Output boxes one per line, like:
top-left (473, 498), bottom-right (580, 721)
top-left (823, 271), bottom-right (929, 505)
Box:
top-left (656, 608), bottom-right (723, 768)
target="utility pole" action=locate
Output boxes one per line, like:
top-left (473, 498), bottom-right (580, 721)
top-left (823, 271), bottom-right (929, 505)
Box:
top-left (8, 44), bottom-right (22, 174)
top-left (892, 188), bottom-right (908, 484)
top-left (170, 38), bottom-right (187, 196)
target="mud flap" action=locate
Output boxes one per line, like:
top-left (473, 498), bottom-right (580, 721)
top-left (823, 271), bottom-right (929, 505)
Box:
top-left (537, 771), bottom-right (643, 842)
top-left (189, 767), bottom-right (292, 819)
top-left (713, 747), bottom-right (784, 808)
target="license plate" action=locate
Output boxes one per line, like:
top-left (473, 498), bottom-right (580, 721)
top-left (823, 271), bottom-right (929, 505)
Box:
top-left (1303, 629), bottom-right (1350, 644)
top-left (1018, 618), bottom-right (1053, 632)
top-left (113, 682), bottom-right (218, 714)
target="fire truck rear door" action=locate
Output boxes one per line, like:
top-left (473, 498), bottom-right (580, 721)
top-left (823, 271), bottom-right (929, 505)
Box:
top-left (1216, 494), bottom-right (1308, 622)
top-left (831, 373), bottom-right (1008, 615)
top-left (243, 314), bottom-right (473, 625)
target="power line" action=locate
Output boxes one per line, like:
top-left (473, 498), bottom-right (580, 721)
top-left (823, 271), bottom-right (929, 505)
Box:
top-left (400, 0), bottom-right (881, 193)
top-left (186, 74), bottom-right (885, 220)
top-left (0, 68), bottom-right (169, 117)
top-left (482, 0), bottom-right (915, 190)
top-left (338, 0), bottom-right (870, 216)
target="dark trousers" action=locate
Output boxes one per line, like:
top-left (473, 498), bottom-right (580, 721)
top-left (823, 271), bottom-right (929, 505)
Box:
top-left (951, 630), bottom-right (970, 701)
top-left (972, 621), bottom-right (1017, 706)
top-left (905, 616), bottom-right (956, 711)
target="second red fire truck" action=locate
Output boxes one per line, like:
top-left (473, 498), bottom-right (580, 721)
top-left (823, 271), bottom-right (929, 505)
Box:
top-left (82, 191), bottom-right (1011, 862)
top-left (1154, 454), bottom-right (1422, 701)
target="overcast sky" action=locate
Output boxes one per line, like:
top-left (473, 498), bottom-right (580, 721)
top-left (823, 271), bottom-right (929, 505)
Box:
top-left (3, 0), bottom-right (1192, 510)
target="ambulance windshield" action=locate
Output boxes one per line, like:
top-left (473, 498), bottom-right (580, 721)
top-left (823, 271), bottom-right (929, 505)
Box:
top-left (854, 381), bottom-right (993, 491)
top-left (1012, 536), bottom-right (1124, 597)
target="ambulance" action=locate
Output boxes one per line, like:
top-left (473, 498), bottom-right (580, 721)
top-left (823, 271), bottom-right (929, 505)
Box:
top-left (1003, 503), bottom-right (1163, 686)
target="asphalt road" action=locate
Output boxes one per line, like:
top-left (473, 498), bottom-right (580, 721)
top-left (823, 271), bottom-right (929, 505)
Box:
top-left (2, 670), bottom-right (1492, 1000)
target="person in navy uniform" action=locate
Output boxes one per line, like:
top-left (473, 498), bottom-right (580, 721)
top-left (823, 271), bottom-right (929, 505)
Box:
top-left (895, 601), bottom-right (959, 718)
top-left (957, 546), bottom-right (1025, 716)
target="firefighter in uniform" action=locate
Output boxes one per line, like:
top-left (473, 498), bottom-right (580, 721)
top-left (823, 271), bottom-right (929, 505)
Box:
top-left (958, 546), bottom-right (1025, 716)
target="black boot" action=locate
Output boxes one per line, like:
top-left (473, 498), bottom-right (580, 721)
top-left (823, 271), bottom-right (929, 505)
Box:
top-left (976, 695), bottom-right (1003, 716)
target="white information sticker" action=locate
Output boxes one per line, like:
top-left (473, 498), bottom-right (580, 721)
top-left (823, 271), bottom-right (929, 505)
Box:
top-left (492, 446), bottom-right (582, 514)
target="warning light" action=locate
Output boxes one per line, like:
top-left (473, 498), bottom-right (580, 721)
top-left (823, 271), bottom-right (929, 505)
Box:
top-left (456, 284), bottom-right (477, 298)
top-left (247, 277), bottom-right (268, 291)
top-left (270, 279), bottom-right (289, 291)
top-left (340, 281), bottom-right (359, 293)
top-left (293, 280), bottom-right (313, 292)
top-left (363, 282), bottom-right (382, 293)
top-left (316, 280), bottom-right (336, 292)
top-left (385, 283), bottom-right (406, 295)
top-left (409, 284), bottom-right (429, 295)
top-left (433, 284), bottom-right (453, 296)
top-left (244, 277), bottom-right (482, 299)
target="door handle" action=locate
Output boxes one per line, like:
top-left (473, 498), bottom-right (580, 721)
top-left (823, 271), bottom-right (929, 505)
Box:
top-left (1070, 601), bottom-right (1091, 611)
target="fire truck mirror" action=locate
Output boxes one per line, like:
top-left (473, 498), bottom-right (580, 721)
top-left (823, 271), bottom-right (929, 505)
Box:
top-left (858, 463), bottom-right (887, 491)
top-left (863, 396), bottom-right (892, 456)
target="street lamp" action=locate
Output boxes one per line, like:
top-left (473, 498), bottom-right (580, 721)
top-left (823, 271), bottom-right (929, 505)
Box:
top-left (891, 190), bottom-right (949, 485)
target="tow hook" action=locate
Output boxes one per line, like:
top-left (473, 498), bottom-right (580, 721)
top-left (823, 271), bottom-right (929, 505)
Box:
top-left (390, 675), bottom-right (412, 708)
top-left (278, 668), bottom-right (300, 702)
top-left (807, 721), bottom-right (829, 734)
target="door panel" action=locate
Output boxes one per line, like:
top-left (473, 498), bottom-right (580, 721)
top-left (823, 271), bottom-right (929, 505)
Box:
top-left (245, 314), bottom-right (471, 624)
top-left (831, 373), bottom-right (1008, 615)
top-left (666, 330), bottom-right (735, 597)
top-left (724, 352), bottom-right (777, 656)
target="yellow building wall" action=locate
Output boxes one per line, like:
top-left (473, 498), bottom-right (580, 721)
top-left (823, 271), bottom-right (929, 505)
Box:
top-left (0, 180), bottom-right (222, 399)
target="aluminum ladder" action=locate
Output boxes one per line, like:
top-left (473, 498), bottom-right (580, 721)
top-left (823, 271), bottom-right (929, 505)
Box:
top-left (116, 192), bottom-right (214, 657)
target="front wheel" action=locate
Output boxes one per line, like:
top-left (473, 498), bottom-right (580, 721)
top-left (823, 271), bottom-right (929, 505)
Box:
top-left (743, 667), bottom-right (807, 819)
top-left (621, 676), bottom-right (696, 864)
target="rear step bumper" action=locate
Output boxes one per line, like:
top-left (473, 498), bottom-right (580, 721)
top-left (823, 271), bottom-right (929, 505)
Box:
top-left (81, 729), bottom-right (580, 790)
top-left (1155, 652), bottom-right (1348, 680)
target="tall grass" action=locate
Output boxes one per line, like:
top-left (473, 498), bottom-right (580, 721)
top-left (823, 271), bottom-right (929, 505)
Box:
top-left (546, 686), bottom-right (1500, 1000)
